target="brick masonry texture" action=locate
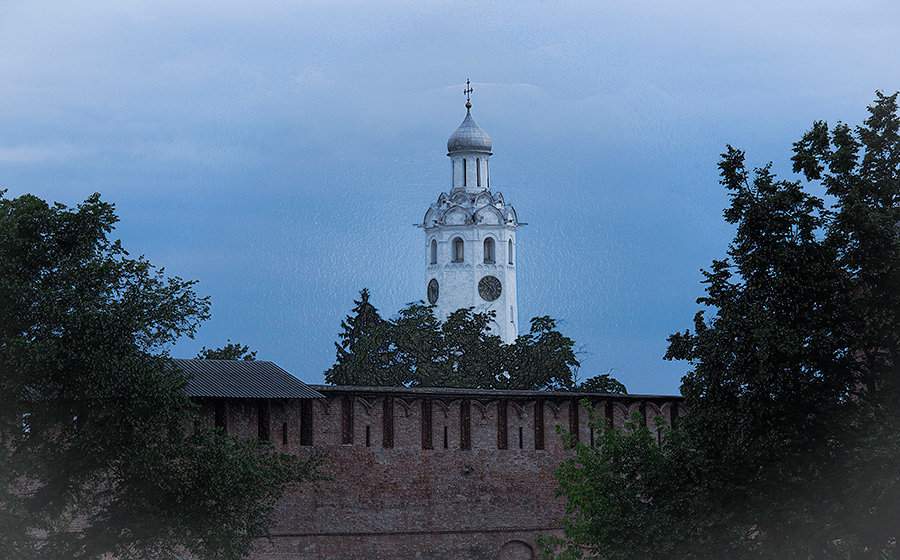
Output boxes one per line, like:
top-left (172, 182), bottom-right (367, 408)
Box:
top-left (198, 387), bottom-right (683, 560)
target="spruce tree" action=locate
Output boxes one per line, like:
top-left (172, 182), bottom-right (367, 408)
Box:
top-left (324, 289), bottom-right (398, 386)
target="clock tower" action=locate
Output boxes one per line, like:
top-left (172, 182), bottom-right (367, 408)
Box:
top-left (422, 85), bottom-right (519, 344)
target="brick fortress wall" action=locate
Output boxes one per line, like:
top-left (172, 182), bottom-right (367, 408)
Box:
top-left (197, 387), bottom-right (683, 560)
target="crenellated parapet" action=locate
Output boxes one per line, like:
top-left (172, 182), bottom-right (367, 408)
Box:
top-left (188, 369), bottom-right (683, 560)
top-left (304, 385), bottom-right (684, 451)
top-left (214, 385), bottom-right (683, 560)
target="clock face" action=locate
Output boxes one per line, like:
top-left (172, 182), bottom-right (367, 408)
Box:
top-left (427, 278), bottom-right (439, 305)
top-left (478, 275), bottom-right (502, 302)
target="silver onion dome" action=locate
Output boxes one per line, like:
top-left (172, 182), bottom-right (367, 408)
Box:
top-left (447, 108), bottom-right (492, 154)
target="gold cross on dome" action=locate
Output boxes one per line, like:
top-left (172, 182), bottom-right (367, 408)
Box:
top-left (464, 79), bottom-right (473, 108)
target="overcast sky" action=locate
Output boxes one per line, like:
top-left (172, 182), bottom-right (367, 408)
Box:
top-left (2, 1), bottom-right (898, 394)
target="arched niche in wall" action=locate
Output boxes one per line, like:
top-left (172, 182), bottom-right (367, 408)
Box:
top-left (483, 237), bottom-right (496, 263)
top-left (452, 237), bottom-right (465, 262)
top-left (498, 539), bottom-right (534, 560)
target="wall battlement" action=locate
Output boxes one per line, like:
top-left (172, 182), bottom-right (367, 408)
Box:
top-left (197, 386), bottom-right (682, 559)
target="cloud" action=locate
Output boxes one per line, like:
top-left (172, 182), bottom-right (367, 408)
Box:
top-left (0, 144), bottom-right (88, 164)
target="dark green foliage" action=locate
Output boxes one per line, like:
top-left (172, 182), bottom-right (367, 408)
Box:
top-left (324, 289), bottom-right (400, 386)
top-left (548, 94), bottom-right (899, 560)
top-left (436, 307), bottom-right (508, 388)
top-left (0, 193), bottom-right (316, 560)
top-left (197, 340), bottom-right (257, 361)
top-left (390, 302), bottom-right (449, 386)
top-left (576, 372), bottom-right (627, 394)
top-left (543, 413), bottom-right (700, 560)
top-left (325, 293), bottom-right (611, 391)
top-left (504, 317), bottom-right (581, 390)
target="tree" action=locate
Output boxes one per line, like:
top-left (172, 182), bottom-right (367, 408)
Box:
top-left (324, 288), bottom-right (400, 386)
top-left (325, 295), bottom-right (595, 391)
top-left (390, 301), bottom-right (450, 387)
top-left (0, 192), bottom-right (315, 560)
top-left (576, 372), bottom-right (627, 394)
top-left (549, 93), bottom-right (899, 559)
top-left (504, 316), bottom-right (580, 391)
top-left (436, 307), bottom-right (508, 388)
top-left (197, 340), bottom-right (257, 361)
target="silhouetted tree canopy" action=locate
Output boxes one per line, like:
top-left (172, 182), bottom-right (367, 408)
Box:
top-left (325, 289), bottom-right (399, 386)
top-left (325, 293), bottom-right (624, 392)
top-left (0, 192), bottom-right (315, 560)
top-left (197, 340), bottom-right (257, 361)
top-left (548, 92), bottom-right (900, 560)
top-left (576, 372), bottom-right (627, 394)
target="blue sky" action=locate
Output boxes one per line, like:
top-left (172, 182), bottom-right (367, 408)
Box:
top-left (2, 1), bottom-right (898, 394)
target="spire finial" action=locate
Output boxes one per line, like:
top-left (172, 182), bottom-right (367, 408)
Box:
top-left (464, 78), bottom-right (473, 109)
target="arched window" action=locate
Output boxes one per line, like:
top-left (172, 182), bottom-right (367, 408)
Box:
top-left (483, 237), bottom-right (495, 263)
top-left (462, 158), bottom-right (467, 186)
top-left (429, 239), bottom-right (437, 264)
top-left (508, 239), bottom-right (514, 264)
top-left (452, 237), bottom-right (464, 262)
top-left (476, 158), bottom-right (481, 187)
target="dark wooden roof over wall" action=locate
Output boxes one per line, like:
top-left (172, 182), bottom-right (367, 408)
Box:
top-left (173, 359), bottom-right (324, 399)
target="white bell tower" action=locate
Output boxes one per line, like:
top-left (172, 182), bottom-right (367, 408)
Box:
top-left (421, 82), bottom-right (519, 344)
